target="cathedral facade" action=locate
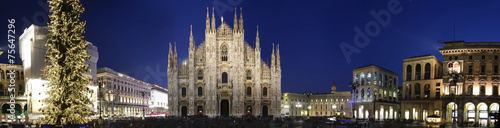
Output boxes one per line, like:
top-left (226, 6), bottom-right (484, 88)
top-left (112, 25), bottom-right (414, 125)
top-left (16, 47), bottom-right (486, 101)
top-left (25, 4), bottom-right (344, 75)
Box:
top-left (168, 7), bottom-right (282, 117)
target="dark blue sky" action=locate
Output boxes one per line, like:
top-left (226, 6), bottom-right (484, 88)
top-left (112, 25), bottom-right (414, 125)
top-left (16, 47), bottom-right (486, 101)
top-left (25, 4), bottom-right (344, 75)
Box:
top-left (2, 0), bottom-right (500, 94)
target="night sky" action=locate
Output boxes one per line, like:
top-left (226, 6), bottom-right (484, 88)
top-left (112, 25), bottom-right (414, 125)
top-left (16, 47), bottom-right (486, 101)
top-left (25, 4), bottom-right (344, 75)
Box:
top-left (2, 0), bottom-right (500, 94)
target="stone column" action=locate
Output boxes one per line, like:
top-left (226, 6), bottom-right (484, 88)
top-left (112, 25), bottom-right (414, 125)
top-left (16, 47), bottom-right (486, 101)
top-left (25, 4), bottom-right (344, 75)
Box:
top-left (457, 103), bottom-right (464, 126)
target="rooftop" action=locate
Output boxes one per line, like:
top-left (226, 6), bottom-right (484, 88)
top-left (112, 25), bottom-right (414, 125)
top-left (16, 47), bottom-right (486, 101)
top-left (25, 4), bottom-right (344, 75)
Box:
top-left (353, 64), bottom-right (397, 75)
top-left (440, 40), bottom-right (500, 50)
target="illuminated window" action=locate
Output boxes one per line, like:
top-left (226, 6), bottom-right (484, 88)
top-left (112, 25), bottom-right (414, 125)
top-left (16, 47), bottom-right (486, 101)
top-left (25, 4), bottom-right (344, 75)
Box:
top-left (355, 74), bottom-right (359, 85)
top-left (360, 72), bottom-right (365, 85)
top-left (367, 72), bottom-right (371, 85)
top-left (449, 62), bottom-right (461, 73)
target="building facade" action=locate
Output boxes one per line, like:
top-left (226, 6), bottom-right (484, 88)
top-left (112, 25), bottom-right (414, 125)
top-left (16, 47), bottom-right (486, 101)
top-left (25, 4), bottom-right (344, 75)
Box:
top-left (401, 55), bottom-right (443, 122)
top-left (96, 67), bottom-right (152, 117)
top-left (281, 93), bottom-right (310, 117)
top-left (168, 8), bottom-right (282, 117)
top-left (281, 81), bottom-right (352, 117)
top-left (0, 63), bottom-right (26, 122)
top-left (309, 92), bottom-right (351, 117)
top-left (150, 84), bottom-right (168, 114)
top-left (19, 24), bottom-right (99, 120)
top-left (440, 41), bottom-right (500, 127)
top-left (352, 65), bottom-right (400, 120)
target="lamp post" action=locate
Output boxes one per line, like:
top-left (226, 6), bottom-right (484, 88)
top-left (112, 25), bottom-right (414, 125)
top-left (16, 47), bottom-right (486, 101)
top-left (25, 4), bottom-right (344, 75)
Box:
top-left (306, 93), bottom-right (311, 118)
top-left (349, 82), bottom-right (358, 119)
top-left (98, 82), bottom-right (103, 120)
top-left (448, 68), bottom-right (462, 128)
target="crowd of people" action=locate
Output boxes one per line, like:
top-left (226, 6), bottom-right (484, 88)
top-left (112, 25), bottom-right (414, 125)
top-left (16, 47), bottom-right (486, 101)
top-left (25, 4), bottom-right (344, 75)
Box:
top-left (85, 116), bottom-right (327, 128)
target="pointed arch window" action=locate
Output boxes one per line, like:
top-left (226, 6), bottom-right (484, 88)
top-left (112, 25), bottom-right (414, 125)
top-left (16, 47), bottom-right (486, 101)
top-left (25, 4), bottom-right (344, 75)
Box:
top-left (182, 87), bottom-right (186, 97)
top-left (246, 70), bottom-right (252, 80)
top-left (198, 87), bottom-right (203, 96)
top-left (263, 87), bottom-right (267, 96)
top-left (221, 45), bottom-right (228, 61)
top-left (222, 72), bottom-right (228, 83)
top-left (247, 87), bottom-right (252, 96)
top-left (198, 69), bottom-right (203, 80)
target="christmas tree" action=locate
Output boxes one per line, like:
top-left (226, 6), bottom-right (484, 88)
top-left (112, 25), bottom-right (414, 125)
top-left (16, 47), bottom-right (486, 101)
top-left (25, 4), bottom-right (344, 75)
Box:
top-left (41, 0), bottom-right (93, 125)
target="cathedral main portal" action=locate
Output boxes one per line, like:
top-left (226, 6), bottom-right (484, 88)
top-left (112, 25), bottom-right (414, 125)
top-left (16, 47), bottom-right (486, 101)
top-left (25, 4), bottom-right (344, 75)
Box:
top-left (220, 100), bottom-right (230, 117)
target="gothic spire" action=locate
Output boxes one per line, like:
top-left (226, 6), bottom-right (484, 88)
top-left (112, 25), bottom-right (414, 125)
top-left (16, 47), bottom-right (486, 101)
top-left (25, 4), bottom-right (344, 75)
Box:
top-left (271, 43), bottom-right (276, 67)
top-left (233, 7), bottom-right (238, 31)
top-left (239, 7), bottom-right (243, 31)
top-left (169, 43), bottom-right (173, 57)
top-left (174, 42), bottom-right (177, 58)
top-left (277, 44), bottom-right (280, 67)
top-left (206, 7), bottom-right (210, 31)
top-left (168, 43), bottom-right (173, 68)
top-left (256, 26), bottom-right (260, 49)
top-left (189, 25), bottom-right (194, 48)
top-left (272, 43), bottom-right (275, 55)
top-left (211, 7), bottom-right (216, 32)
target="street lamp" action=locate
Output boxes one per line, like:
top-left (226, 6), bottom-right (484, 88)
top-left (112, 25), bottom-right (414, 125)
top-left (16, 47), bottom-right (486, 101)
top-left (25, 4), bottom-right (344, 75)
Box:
top-left (448, 63), bottom-right (462, 128)
top-left (349, 82), bottom-right (358, 119)
top-left (306, 93), bottom-right (312, 118)
top-left (98, 82), bottom-right (103, 120)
